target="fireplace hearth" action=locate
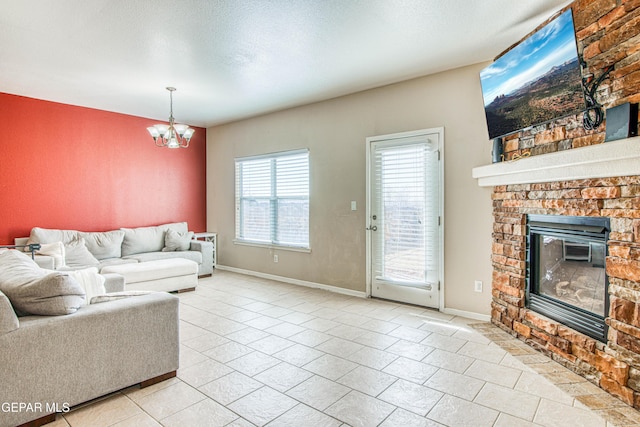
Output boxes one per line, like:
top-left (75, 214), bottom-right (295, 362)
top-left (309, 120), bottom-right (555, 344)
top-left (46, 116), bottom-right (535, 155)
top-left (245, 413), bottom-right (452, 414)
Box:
top-left (527, 215), bottom-right (610, 342)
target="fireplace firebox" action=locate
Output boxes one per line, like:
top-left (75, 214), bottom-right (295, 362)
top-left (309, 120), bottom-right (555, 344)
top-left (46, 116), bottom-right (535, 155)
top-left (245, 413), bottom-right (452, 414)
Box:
top-left (526, 214), bottom-right (610, 342)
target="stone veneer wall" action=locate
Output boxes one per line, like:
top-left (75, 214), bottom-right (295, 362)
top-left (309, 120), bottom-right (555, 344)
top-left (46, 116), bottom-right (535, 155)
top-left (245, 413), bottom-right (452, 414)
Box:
top-left (492, 178), bottom-right (640, 407)
top-left (488, 0), bottom-right (640, 408)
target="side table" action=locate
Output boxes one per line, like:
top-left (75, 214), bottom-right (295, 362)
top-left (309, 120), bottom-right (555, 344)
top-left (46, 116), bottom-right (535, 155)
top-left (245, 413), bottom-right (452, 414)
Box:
top-left (193, 232), bottom-right (217, 269)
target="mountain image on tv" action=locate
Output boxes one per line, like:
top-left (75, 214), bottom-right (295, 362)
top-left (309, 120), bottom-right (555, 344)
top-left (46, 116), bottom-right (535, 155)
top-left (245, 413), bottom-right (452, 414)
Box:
top-left (480, 9), bottom-right (585, 139)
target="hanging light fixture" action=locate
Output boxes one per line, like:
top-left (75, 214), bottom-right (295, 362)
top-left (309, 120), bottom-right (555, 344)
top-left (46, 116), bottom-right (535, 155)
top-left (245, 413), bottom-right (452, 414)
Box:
top-left (147, 87), bottom-right (195, 149)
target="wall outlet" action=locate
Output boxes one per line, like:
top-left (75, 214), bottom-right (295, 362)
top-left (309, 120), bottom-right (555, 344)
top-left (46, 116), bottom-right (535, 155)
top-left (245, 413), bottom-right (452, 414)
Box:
top-left (351, 201), bottom-right (357, 211)
top-left (273, 254), bottom-right (279, 263)
top-left (474, 280), bottom-right (483, 293)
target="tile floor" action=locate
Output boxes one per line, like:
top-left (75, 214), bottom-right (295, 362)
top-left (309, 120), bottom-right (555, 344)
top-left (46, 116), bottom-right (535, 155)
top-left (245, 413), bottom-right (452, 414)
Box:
top-left (45, 270), bottom-right (640, 427)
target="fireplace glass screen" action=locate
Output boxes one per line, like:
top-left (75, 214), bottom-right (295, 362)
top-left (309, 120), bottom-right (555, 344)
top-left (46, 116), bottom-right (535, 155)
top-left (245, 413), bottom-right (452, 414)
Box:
top-left (527, 215), bottom-right (609, 342)
top-left (534, 235), bottom-right (606, 317)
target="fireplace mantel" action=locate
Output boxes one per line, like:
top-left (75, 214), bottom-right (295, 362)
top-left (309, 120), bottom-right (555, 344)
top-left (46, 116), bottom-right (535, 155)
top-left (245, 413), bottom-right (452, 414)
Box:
top-left (472, 136), bottom-right (640, 187)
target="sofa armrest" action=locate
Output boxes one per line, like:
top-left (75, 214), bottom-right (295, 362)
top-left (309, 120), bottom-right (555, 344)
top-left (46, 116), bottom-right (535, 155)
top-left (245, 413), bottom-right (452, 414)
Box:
top-left (189, 240), bottom-right (213, 275)
top-left (102, 273), bottom-right (125, 292)
top-left (0, 292), bottom-right (179, 427)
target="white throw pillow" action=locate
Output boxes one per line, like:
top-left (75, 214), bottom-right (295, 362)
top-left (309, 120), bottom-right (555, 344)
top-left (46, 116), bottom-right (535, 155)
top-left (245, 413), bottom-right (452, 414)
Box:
top-left (79, 230), bottom-right (125, 260)
top-left (64, 238), bottom-right (100, 268)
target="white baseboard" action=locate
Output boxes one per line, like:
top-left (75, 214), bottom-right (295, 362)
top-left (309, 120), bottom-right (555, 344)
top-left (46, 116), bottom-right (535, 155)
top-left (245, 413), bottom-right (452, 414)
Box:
top-left (215, 265), bottom-right (489, 321)
top-left (215, 265), bottom-right (368, 298)
top-left (441, 307), bottom-right (490, 322)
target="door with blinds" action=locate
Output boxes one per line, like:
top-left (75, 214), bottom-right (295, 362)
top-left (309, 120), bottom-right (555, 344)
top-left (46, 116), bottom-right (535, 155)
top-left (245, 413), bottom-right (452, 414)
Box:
top-left (366, 129), bottom-right (442, 308)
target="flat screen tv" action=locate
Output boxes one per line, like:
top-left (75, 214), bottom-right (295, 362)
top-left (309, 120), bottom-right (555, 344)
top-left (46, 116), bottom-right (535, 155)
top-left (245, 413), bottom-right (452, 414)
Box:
top-left (480, 9), bottom-right (585, 140)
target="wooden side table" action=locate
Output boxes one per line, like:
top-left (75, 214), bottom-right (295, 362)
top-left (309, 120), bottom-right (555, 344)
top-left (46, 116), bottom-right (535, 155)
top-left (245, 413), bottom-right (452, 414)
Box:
top-left (193, 232), bottom-right (217, 269)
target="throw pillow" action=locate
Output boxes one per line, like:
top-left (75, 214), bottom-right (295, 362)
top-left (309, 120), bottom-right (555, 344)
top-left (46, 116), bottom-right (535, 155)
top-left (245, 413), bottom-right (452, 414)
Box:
top-left (0, 250), bottom-right (85, 316)
top-left (0, 290), bottom-right (19, 334)
top-left (65, 238), bottom-right (100, 268)
top-left (35, 241), bottom-right (66, 269)
top-left (79, 230), bottom-right (125, 260)
top-left (162, 229), bottom-right (195, 252)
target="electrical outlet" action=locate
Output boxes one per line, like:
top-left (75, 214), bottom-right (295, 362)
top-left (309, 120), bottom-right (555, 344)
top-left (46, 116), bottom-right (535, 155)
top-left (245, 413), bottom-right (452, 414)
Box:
top-left (474, 280), bottom-right (483, 293)
top-left (273, 254), bottom-right (279, 263)
top-left (351, 201), bottom-right (357, 211)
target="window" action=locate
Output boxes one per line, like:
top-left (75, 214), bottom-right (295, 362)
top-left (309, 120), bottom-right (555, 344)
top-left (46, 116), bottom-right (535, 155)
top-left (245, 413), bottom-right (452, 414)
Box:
top-left (235, 149), bottom-right (309, 249)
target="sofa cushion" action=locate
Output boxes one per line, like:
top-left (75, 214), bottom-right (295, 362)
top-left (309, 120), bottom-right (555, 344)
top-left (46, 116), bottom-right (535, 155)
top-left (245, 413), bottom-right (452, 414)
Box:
top-left (64, 238), bottom-right (100, 268)
top-left (0, 289), bottom-right (19, 334)
top-left (0, 250), bottom-right (85, 316)
top-left (26, 227), bottom-right (79, 246)
top-left (121, 222), bottom-right (188, 256)
top-left (163, 229), bottom-right (195, 252)
top-left (79, 230), bottom-right (125, 260)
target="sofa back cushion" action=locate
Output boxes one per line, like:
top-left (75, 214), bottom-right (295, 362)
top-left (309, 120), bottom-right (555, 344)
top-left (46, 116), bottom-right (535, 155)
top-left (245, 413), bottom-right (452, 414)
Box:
top-left (27, 227), bottom-right (79, 246)
top-left (79, 230), bottom-right (125, 260)
top-left (121, 222), bottom-right (188, 256)
top-left (0, 250), bottom-right (85, 316)
top-left (0, 289), bottom-right (19, 334)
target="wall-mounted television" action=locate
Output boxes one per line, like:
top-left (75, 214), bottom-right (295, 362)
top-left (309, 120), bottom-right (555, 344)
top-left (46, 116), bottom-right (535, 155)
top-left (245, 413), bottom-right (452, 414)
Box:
top-left (480, 9), bottom-right (585, 140)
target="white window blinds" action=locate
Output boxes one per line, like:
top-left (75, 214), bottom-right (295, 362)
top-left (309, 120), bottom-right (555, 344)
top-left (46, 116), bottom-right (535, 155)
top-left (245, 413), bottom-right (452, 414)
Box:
top-left (235, 150), bottom-right (309, 248)
top-left (371, 139), bottom-right (439, 285)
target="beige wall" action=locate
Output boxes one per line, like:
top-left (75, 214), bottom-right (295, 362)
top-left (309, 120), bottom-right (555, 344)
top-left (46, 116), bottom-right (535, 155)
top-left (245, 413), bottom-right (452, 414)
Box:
top-left (207, 62), bottom-right (494, 316)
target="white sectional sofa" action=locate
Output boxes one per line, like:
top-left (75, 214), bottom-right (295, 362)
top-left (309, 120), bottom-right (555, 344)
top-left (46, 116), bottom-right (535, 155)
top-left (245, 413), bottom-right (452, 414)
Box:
top-left (16, 222), bottom-right (213, 293)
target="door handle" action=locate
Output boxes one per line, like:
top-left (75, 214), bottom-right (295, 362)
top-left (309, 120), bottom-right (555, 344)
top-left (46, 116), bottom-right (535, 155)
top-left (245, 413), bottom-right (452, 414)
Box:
top-left (367, 226), bottom-right (378, 231)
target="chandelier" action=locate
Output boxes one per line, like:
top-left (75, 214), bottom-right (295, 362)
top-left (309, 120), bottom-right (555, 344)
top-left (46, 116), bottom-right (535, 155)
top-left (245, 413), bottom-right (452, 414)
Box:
top-left (147, 87), bottom-right (195, 149)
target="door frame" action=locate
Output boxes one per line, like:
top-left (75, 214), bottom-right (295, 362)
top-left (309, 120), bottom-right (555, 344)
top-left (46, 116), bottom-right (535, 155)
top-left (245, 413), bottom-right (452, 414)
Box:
top-left (365, 127), bottom-right (445, 310)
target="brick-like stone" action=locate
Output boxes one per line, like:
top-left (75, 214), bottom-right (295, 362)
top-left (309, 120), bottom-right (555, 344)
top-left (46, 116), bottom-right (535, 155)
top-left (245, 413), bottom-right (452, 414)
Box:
top-left (581, 186), bottom-right (621, 199)
top-left (583, 41), bottom-right (602, 60)
top-left (609, 245), bottom-right (632, 258)
top-left (607, 256), bottom-right (640, 282)
top-left (513, 321), bottom-right (531, 338)
top-left (611, 296), bottom-right (636, 324)
top-left (525, 311), bottom-right (558, 335)
top-left (595, 349), bottom-right (630, 384)
top-left (600, 375), bottom-right (635, 406)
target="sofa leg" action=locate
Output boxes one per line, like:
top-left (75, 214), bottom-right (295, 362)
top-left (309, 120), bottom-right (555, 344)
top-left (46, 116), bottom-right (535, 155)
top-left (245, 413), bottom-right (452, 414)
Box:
top-left (174, 287), bottom-right (196, 293)
top-left (140, 370), bottom-right (177, 388)
top-left (17, 413), bottom-right (56, 427)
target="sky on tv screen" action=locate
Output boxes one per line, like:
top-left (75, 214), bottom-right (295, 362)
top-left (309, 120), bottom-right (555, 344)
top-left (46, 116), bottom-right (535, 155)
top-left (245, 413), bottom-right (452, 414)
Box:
top-left (480, 9), bottom-right (579, 106)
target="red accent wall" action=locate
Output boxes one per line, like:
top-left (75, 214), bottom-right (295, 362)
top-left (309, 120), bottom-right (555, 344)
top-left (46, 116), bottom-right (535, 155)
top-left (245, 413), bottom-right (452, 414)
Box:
top-left (0, 92), bottom-right (206, 244)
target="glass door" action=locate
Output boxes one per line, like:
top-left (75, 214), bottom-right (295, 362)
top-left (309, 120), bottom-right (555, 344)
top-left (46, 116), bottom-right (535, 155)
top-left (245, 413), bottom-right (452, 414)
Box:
top-left (367, 129), bottom-right (442, 308)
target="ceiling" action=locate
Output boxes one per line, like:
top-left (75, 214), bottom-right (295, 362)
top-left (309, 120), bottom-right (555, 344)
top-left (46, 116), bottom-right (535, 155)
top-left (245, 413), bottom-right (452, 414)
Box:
top-left (0, 0), bottom-right (572, 127)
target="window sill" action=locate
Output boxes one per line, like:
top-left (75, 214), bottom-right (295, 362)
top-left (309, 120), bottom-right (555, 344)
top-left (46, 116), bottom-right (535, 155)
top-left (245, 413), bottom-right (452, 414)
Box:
top-left (233, 240), bottom-right (311, 253)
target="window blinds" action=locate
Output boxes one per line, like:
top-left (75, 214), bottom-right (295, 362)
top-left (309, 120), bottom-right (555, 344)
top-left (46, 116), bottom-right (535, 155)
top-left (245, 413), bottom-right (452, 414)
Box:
top-left (371, 139), bottom-right (439, 285)
top-left (235, 150), bottom-right (309, 248)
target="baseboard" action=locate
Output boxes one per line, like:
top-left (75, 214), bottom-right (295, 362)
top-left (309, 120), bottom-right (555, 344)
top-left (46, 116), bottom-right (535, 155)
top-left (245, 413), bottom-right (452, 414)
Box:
top-left (441, 307), bottom-right (490, 322)
top-left (216, 265), bottom-right (367, 298)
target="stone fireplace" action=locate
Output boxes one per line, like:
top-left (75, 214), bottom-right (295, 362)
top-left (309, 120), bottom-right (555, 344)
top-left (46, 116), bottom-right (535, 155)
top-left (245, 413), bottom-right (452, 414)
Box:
top-left (473, 138), bottom-right (640, 407)
top-left (470, 0), bottom-right (640, 408)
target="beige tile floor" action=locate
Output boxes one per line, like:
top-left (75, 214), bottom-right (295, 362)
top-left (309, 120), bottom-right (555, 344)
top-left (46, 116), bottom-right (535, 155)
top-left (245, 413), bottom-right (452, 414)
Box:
top-left (45, 270), bottom-right (640, 427)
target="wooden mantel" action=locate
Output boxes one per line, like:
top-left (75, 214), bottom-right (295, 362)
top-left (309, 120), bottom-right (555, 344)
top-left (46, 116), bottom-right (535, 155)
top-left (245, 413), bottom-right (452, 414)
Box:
top-left (472, 136), bottom-right (640, 187)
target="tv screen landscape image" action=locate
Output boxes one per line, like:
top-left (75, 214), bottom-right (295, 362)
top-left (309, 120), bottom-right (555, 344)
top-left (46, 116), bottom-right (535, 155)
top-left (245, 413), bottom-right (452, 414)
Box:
top-left (480, 9), bottom-right (585, 139)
